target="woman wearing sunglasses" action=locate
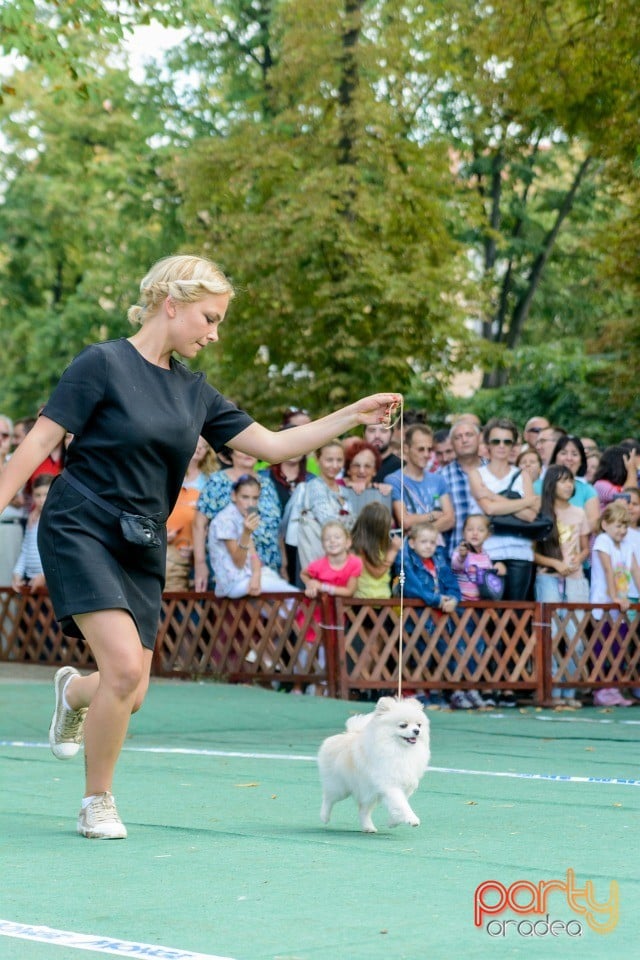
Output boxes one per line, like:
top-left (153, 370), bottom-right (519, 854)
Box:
top-left (468, 417), bottom-right (540, 602)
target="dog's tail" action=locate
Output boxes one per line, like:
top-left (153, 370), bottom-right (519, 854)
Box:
top-left (345, 712), bottom-right (373, 733)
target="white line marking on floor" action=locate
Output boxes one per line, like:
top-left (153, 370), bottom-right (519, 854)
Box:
top-left (535, 715), bottom-right (640, 725)
top-left (0, 919), bottom-right (237, 960)
top-left (1, 741), bottom-right (638, 786)
top-left (486, 712), bottom-right (640, 725)
top-left (427, 766), bottom-right (640, 786)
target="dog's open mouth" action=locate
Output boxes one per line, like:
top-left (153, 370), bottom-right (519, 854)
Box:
top-left (402, 736), bottom-right (418, 744)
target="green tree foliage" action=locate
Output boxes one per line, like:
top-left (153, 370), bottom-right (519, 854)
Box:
top-left (450, 342), bottom-right (640, 443)
top-left (167, 0), bottom-right (477, 421)
top-left (0, 61), bottom-right (184, 413)
top-left (422, 0), bottom-right (640, 389)
top-left (0, 0), bottom-right (147, 99)
top-left (0, 0), bottom-right (638, 433)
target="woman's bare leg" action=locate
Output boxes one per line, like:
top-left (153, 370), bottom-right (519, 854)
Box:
top-left (73, 609), bottom-right (152, 796)
top-left (66, 655), bottom-right (151, 717)
top-left (64, 670), bottom-right (100, 709)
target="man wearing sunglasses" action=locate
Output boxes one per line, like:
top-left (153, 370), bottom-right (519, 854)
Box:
top-left (387, 424), bottom-right (455, 538)
top-left (523, 416), bottom-right (549, 450)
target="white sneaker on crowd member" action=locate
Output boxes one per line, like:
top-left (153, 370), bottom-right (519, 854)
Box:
top-left (450, 690), bottom-right (474, 710)
top-left (49, 666), bottom-right (87, 760)
top-left (495, 691), bottom-right (518, 708)
top-left (465, 689), bottom-right (492, 709)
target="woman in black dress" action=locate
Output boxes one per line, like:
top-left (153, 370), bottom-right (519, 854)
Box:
top-left (0, 254), bottom-right (400, 839)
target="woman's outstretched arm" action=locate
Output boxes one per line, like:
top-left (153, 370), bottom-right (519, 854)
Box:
top-left (228, 394), bottom-right (402, 463)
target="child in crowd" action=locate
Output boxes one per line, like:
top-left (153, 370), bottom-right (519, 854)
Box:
top-left (209, 474), bottom-right (298, 598)
top-left (589, 501), bottom-right (640, 706)
top-left (11, 473), bottom-right (53, 593)
top-left (403, 522), bottom-right (459, 610)
top-left (451, 514), bottom-right (507, 602)
top-left (351, 502), bottom-right (402, 599)
top-left (623, 487), bottom-right (640, 566)
top-left (623, 487), bottom-right (640, 697)
top-left (533, 465), bottom-right (590, 707)
top-left (402, 522), bottom-right (461, 708)
top-left (294, 521), bottom-right (362, 694)
top-left (449, 514), bottom-right (503, 709)
top-left (301, 520), bottom-right (362, 598)
top-left (516, 447), bottom-right (543, 484)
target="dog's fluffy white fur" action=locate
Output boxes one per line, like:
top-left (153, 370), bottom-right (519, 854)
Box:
top-left (317, 696), bottom-right (430, 833)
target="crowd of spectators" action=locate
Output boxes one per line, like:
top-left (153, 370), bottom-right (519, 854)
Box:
top-left (2, 404), bottom-right (639, 708)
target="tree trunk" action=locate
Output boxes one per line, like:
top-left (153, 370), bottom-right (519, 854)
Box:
top-left (481, 153), bottom-right (593, 387)
top-left (337, 0), bottom-right (362, 226)
top-left (506, 155), bottom-right (593, 350)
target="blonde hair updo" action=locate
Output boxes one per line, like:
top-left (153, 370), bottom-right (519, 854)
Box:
top-left (127, 254), bottom-right (235, 326)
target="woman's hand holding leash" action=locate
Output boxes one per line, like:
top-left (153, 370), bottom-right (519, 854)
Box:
top-left (352, 394), bottom-right (402, 428)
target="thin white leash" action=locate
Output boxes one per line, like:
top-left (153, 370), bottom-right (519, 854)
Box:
top-left (392, 402), bottom-right (405, 698)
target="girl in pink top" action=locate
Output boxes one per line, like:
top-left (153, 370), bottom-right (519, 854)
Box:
top-left (451, 513), bottom-right (507, 601)
top-left (294, 521), bottom-right (362, 693)
top-left (302, 520), bottom-right (363, 598)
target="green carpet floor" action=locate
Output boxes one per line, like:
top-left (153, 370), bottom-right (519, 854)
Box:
top-left (0, 673), bottom-right (638, 960)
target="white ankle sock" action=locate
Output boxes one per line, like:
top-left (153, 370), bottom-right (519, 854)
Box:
top-left (62, 678), bottom-right (74, 712)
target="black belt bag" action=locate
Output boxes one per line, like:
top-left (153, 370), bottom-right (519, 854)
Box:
top-left (62, 470), bottom-right (163, 548)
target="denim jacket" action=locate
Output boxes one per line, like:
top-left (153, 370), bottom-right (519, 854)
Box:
top-left (401, 542), bottom-right (462, 608)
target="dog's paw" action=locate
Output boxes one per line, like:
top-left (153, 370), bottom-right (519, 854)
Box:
top-left (388, 813), bottom-right (420, 828)
top-left (361, 823), bottom-right (378, 833)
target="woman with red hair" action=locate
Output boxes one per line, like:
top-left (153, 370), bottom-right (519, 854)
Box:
top-left (342, 439), bottom-right (393, 520)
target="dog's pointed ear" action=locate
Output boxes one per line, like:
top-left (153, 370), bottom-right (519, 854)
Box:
top-left (403, 695), bottom-right (426, 714)
top-left (374, 696), bottom-right (396, 714)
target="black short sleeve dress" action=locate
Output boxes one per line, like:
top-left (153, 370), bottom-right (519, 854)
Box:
top-left (38, 338), bottom-right (253, 648)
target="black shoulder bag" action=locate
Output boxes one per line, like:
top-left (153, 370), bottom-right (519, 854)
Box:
top-left (489, 470), bottom-right (554, 541)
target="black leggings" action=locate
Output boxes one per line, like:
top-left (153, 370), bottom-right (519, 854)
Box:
top-left (502, 558), bottom-right (534, 602)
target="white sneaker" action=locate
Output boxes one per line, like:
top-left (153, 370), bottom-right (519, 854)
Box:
top-left (465, 690), bottom-right (489, 709)
top-left (49, 667), bottom-right (87, 760)
top-left (77, 793), bottom-right (127, 839)
top-left (450, 691), bottom-right (474, 710)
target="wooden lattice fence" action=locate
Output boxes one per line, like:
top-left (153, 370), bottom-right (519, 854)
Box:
top-left (335, 598), bottom-right (541, 700)
top-left (1, 588), bottom-right (639, 704)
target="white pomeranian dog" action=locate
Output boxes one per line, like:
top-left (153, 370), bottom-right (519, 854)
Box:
top-left (317, 696), bottom-right (430, 833)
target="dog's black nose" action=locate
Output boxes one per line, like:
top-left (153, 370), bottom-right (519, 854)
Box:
top-left (412, 728), bottom-right (420, 736)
